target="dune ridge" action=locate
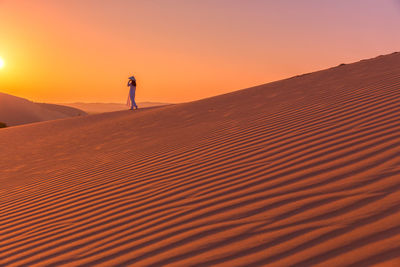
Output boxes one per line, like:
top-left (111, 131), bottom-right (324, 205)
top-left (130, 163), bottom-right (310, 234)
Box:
top-left (1, 52), bottom-right (400, 266)
top-left (0, 93), bottom-right (86, 127)
top-left (61, 102), bottom-right (170, 114)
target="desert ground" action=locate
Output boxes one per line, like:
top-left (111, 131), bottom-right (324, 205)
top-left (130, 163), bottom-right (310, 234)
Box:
top-left (1, 52), bottom-right (400, 266)
top-left (0, 93), bottom-right (86, 126)
top-left (62, 102), bottom-right (169, 114)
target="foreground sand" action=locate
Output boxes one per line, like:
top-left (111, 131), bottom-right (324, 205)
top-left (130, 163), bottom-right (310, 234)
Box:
top-left (1, 53), bottom-right (400, 266)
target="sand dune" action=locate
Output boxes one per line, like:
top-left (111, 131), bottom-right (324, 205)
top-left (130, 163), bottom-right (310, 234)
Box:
top-left (1, 52), bottom-right (400, 266)
top-left (62, 102), bottom-right (169, 114)
top-left (0, 93), bottom-right (86, 126)
top-left (36, 103), bottom-right (87, 117)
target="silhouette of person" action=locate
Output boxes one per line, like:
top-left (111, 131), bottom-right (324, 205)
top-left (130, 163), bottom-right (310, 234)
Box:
top-left (127, 76), bottom-right (138, 110)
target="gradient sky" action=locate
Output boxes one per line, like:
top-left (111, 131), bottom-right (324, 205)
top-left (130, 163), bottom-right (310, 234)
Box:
top-left (0, 0), bottom-right (399, 103)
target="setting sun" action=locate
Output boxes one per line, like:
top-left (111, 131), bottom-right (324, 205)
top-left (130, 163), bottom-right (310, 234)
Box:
top-left (0, 57), bottom-right (4, 69)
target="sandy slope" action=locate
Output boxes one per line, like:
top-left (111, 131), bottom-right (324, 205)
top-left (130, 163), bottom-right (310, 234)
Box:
top-left (62, 102), bottom-right (169, 114)
top-left (1, 52), bottom-right (400, 266)
top-left (0, 93), bottom-right (86, 126)
top-left (36, 103), bottom-right (87, 117)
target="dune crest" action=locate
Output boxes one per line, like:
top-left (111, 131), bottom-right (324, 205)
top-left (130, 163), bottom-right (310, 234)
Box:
top-left (61, 102), bottom-right (169, 114)
top-left (1, 52), bottom-right (400, 266)
top-left (0, 93), bottom-right (86, 126)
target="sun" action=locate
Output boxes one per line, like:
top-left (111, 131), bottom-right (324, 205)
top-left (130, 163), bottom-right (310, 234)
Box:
top-left (0, 57), bottom-right (4, 69)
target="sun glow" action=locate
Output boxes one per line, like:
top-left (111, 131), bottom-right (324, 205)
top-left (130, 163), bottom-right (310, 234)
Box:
top-left (0, 57), bottom-right (5, 69)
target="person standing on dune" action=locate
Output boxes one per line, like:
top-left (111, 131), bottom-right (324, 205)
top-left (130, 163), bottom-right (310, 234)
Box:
top-left (127, 76), bottom-right (138, 110)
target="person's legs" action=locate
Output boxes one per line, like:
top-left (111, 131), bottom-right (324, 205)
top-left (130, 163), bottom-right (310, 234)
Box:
top-left (130, 92), bottom-right (137, 109)
top-left (132, 99), bottom-right (138, 109)
top-left (130, 98), bottom-right (134, 109)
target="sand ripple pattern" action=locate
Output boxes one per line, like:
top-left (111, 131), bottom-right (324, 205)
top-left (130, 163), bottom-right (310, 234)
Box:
top-left (1, 53), bottom-right (400, 266)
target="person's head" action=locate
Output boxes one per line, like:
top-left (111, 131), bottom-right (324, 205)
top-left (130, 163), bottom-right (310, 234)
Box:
top-left (129, 79), bottom-right (136, 86)
top-left (128, 76), bottom-right (136, 86)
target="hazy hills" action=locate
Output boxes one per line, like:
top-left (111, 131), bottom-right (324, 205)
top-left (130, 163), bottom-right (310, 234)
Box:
top-left (0, 92), bottom-right (86, 127)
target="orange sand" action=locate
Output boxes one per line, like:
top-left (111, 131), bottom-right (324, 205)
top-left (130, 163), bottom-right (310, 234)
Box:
top-left (1, 52), bottom-right (400, 266)
top-left (62, 102), bottom-right (169, 115)
top-left (0, 93), bottom-right (85, 126)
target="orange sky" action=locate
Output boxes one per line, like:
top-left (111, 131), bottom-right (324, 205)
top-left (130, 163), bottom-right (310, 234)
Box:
top-left (0, 0), bottom-right (399, 103)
